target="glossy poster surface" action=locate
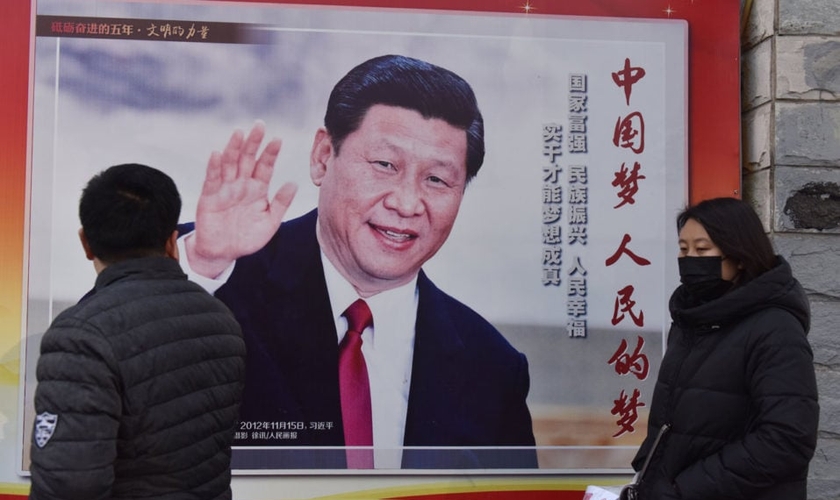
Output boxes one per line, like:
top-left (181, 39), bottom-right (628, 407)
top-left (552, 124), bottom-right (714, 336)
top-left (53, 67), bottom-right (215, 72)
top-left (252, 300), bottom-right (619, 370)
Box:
top-left (0, 0), bottom-right (739, 498)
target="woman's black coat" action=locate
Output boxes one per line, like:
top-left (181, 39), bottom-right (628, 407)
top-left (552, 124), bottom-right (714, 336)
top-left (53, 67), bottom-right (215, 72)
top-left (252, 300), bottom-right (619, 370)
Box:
top-left (631, 257), bottom-right (819, 500)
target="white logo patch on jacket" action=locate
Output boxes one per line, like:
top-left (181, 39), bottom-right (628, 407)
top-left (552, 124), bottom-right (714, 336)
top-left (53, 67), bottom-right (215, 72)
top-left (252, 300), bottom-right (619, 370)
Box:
top-left (34, 412), bottom-right (58, 448)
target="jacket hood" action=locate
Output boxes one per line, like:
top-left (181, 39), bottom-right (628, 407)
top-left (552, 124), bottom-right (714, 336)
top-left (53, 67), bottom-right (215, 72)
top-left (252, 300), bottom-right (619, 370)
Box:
top-left (670, 256), bottom-right (810, 334)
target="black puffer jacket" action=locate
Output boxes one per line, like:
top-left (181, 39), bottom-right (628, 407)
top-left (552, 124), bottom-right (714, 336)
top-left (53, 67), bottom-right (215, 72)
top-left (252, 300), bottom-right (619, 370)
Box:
top-left (30, 257), bottom-right (246, 500)
top-left (631, 256), bottom-right (819, 500)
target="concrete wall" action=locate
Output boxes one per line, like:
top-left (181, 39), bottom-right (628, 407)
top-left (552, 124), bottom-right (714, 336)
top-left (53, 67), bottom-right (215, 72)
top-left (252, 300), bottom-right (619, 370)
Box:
top-left (742, 0), bottom-right (840, 498)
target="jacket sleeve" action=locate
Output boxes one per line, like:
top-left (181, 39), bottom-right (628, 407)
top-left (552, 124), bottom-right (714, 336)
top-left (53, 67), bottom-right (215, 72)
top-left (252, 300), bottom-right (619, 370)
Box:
top-left (674, 311), bottom-right (819, 499)
top-left (29, 317), bottom-right (121, 500)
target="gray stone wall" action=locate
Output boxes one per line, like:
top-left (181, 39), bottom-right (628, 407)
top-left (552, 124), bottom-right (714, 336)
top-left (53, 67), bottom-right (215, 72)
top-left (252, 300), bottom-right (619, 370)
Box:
top-left (743, 0), bottom-right (840, 498)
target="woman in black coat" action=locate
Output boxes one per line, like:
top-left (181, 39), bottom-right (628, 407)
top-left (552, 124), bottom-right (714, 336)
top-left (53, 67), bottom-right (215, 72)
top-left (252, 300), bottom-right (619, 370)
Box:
top-left (627, 197), bottom-right (819, 500)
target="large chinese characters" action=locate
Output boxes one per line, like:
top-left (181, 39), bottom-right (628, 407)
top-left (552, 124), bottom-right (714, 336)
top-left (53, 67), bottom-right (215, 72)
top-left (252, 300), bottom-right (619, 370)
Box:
top-left (606, 58), bottom-right (651, 438)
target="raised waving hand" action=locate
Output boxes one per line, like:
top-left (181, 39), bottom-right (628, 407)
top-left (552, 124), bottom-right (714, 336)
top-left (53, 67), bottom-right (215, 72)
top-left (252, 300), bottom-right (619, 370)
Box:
top-left (186, 121), bottom-right (298, 279)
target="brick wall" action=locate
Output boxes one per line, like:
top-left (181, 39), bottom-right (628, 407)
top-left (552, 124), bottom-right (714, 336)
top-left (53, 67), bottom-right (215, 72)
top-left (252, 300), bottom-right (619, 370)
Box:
top-left (742, 0), bottom-right (840, 498)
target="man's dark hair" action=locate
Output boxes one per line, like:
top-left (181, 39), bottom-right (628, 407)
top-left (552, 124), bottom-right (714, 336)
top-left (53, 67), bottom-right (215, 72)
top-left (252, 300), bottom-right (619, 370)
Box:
top-left (79, 163), bottom-right (181, 263)
top-left (676, 197), bottom-right (777, 283)
top-left (324, 54), bottom-right (485, 182)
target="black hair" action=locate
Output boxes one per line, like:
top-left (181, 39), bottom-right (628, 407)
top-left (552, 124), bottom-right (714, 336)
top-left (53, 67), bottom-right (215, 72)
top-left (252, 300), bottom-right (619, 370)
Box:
top-left (324, 54), bottom-right (485, 182)
top-left (676, 197), bottom-right (777, 283)
top-left (79, 163), bottom-right (181, 263)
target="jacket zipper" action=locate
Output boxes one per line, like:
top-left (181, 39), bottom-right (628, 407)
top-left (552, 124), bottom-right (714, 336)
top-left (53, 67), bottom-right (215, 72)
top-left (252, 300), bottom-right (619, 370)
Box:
top-left (635, 423), bottom-right (671, 484)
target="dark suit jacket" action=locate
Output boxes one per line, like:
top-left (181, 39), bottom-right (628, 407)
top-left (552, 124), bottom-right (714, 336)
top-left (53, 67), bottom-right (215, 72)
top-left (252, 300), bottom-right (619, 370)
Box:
top-left (215, 210), bottom-right (537, 469)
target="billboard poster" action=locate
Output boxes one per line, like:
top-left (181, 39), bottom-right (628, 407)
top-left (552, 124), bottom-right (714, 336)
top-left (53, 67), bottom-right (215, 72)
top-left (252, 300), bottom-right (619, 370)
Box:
top-left (0, 0), bottom-right (740, 498)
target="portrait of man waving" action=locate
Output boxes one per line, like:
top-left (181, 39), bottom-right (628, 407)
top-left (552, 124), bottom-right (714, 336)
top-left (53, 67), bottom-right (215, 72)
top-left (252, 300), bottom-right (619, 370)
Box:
top-left (180, 54), bottom-right (537, 470)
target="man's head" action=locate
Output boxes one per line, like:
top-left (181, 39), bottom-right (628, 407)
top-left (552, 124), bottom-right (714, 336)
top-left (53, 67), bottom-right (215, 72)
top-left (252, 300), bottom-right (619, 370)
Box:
top-left (79, 163), bottom-right (181, 266)
top-left (323, 54), bottom-right (484, 182)
top-left (311, 55), bottom-right (483, 296)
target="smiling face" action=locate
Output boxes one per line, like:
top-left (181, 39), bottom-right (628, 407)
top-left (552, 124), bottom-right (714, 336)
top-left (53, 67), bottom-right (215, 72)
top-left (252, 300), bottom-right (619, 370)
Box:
top-left (678, 218), bottom-right (740, 281)
top-left (311, 104), bottom-right (468, 297)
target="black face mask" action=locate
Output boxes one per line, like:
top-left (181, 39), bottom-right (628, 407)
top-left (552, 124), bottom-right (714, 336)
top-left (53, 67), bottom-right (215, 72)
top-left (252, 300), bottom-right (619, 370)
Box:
top-left (678, 256), bottom-right (733, 303)
top-left (679, 256), bottom-right (723, 284)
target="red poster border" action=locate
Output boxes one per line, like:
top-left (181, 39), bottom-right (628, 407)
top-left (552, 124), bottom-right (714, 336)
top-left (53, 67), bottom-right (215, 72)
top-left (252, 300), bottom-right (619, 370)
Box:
top-left (0, 1), bottom-right (738, 497)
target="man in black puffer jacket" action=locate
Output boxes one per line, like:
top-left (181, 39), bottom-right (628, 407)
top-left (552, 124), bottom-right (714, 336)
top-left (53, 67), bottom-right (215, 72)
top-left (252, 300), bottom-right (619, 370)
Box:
top-left (29, 164), bottom-right (246, 500)
top-left (629, 198), bottom-right (819, 500)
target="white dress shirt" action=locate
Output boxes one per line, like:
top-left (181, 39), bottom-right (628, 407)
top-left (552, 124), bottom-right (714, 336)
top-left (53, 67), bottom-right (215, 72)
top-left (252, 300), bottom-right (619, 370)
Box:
top-left (321, 254), bottom-right (417, 469)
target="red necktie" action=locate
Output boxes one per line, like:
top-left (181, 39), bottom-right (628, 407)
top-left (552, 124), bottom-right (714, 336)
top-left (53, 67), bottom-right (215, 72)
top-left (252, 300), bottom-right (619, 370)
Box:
top-left (339, 299), bottom-right (374, 469)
